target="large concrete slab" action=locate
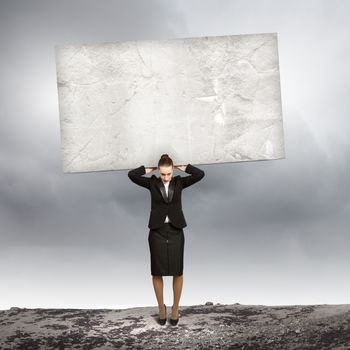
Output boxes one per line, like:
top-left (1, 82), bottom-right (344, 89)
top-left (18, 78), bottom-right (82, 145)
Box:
top-left (55, 33), bottom-right (285, 173)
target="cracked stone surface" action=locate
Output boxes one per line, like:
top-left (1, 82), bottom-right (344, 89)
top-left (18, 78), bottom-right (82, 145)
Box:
top-left (55, 32), bottom-right (284, 173)
top-left (1, 302), bottom-right (350, 349)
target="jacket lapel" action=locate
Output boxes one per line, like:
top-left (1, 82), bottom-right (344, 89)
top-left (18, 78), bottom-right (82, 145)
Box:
top-left (168, 179), bottom-right (174, 203)
top-left (157, 177), bottom-right (175, 203)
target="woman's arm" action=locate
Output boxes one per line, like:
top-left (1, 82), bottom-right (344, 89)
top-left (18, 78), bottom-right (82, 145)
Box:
top-left (128, 165), bottom-right (155, 189)
top-left (175, 165), bottom-right (187, 172)
top-left (176, 164), bottom-right (205, 189)
top-left (145, 166), bottom-right (157, 174)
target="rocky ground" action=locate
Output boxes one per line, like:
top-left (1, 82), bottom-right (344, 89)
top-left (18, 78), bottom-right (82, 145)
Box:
top-left (1, 302), bottom-right (350, 349)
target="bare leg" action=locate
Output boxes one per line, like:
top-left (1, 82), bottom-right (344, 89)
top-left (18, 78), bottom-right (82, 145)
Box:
top-left (152, 275), bottom-right (166, 318)
top-left (172, 275), bottom-right (183, 319)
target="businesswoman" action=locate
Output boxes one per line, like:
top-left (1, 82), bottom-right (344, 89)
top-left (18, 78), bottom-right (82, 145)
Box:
top-left (128, 154), bottom-right (205, 326)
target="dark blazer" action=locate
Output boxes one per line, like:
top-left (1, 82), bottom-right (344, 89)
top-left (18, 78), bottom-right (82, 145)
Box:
top-left (128, 164), bottom-right (205, 229)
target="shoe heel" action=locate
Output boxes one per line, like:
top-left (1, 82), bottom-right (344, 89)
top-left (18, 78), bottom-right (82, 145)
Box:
top-left (170, 306), bottom-right (179, 326)
top-left (159, 304), bottom-right (166, 325)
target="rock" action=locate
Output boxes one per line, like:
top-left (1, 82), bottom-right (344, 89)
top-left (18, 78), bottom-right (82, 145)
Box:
top-left (1, 303), bottom-right (350, 349)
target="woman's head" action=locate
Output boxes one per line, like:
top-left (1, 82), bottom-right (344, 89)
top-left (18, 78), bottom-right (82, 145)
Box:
top-left (158, 154), bottom-right (173, 183)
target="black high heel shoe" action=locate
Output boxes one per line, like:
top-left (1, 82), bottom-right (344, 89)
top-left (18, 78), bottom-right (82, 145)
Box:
top-left (159, 304), bottom-right (167, 325)
top-left (170, 306), bottom-right (179, 326)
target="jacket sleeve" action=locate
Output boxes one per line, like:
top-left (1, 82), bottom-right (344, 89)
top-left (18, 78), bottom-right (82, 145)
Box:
top-left (181, 164), bottom-right (205, 189)
top-left (128, 165), bottom-right (151, 190)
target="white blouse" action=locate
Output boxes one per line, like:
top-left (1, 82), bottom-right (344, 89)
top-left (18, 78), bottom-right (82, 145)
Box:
top-left (163, 181), bottom-right (171, 223)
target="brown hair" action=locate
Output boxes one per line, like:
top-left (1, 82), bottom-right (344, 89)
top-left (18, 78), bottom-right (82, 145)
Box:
top-left (158, 154), bottom-right (173, 168)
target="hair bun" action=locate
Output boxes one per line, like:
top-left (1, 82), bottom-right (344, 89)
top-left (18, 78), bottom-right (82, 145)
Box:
top-left (158, 153), bottom-right (173, 168)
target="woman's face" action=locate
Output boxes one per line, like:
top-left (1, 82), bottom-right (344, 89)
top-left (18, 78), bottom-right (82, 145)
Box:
top-left (158, 165), bottom-right (173, 183)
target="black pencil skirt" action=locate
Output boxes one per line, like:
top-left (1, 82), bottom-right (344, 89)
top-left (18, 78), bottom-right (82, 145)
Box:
top-left (148, 222), bottom-right (185, 276)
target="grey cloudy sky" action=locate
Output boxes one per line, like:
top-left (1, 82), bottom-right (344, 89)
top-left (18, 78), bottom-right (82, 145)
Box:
top-left (0, 0), bottom-right (349, 310)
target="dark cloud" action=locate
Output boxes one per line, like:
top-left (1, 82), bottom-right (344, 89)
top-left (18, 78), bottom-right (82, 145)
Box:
top-left (1, 0), bottom-right (350, 309)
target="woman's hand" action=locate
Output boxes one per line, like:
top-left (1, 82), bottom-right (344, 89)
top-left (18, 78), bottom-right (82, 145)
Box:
top-left (175, 165), bottom-right (187, 172)
top-left (145, 166), bottom-right (157, 174)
